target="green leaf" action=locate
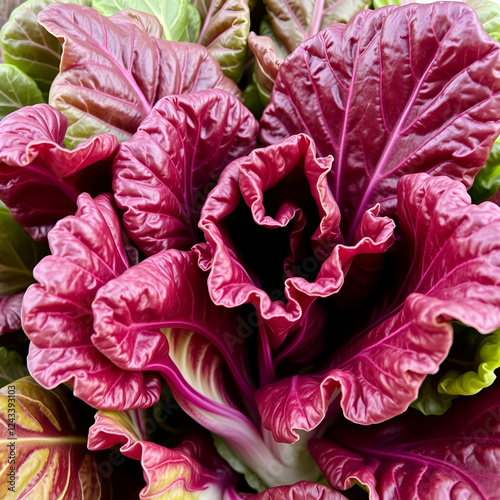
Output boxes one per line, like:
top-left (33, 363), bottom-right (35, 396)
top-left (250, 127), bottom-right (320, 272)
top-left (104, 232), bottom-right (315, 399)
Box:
top-left (264, 0), bottom-right (372, 53)
top-left (0, 202), bottom-right (47, 295)
top-left (192, 0), bottom-right (250, 82)
top-left (91, 0), bottom-right (201, 41)
top-left (0, 347), bottom-right (28, 387)
top-left (212, 433), bottom-right (268, 493)
top-left (0, 377), bottom-right (107, 499)
top-left (0, 0), bottom-right (91, 101)
top-left (410, 375), bottom-right (456, 416)
top-left (372, 0), bottom-right (400, 8)
top-left (0, 63), bottom-right (43, 118)
top-left (466, 0), bottom-right (500, 41)
top-left (438, 328), bottom-right (500, 396)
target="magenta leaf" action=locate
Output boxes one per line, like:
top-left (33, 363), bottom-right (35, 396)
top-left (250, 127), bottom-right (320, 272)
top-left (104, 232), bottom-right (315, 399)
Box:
top-left (91, 248), bottom-right (324, 487)
top-left (0, 103), bottom-right (118, 240)
top-left (22, 193), bottom-right (161, 409)
top-left (38, 3), bottom-right (240, 148)
top-left (199, 133), bottom-right (394, 344)
top-left (309, 381), bottom-right (500, 499)
top-left (256, 173), bottom-right (500, 442)
top-left (0, 292), bottom-right (22, 334)
top-left (260, 2), bottom-right (500, 242)
top-left (113, 90), bottom-right (258, 255)
top-left (88, 410), bottom-right (237, 499)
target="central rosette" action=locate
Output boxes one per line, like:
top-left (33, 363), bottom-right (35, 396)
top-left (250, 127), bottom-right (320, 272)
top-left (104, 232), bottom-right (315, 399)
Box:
top-left (198, 133), bottom-right (395, 350)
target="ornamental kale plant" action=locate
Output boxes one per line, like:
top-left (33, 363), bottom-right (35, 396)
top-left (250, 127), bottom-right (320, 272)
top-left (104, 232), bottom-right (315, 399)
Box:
top-left (1, 0), bottom-right (500, 498)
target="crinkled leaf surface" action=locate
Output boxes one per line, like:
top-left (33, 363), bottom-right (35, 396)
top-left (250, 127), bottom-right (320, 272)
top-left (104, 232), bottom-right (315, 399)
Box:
top-left (199, 133), bottom-right (394, 343)
top-left (91, 248), bottom-right (321, 487)
top-left (0, 347), bottom-right (28, 385)
top-left (263, 0), bottom-right (371, 53)
top-left (260, 3), bottom-right (500, 242)
top-left (193, 0), bottom-right (250, 81)
top-left (0, 0), bottom-right (91, 100)
top-left (38, 3), bottom-right (240, 148)
top-left (88, 410), bottom-right (237, 499)
top-left (248, 32), bottom-right (283, 105)
top-left (438, 327), bottom-right (500, 396)
top-left (256, 174), bottom-right (500, 442)
top-left (0, 64), bottom-right (43, 118)
top-left (22, 193), bottom-right (161, 410)
top-left (0, 202), bottom-right (46, 295)
top-left (113, 90), bottom-right (258, 255)
top-left (91, 0), bottom-right (201, 41)
top-left (0, 377), bottom-right (108, 499)
top-left (309, 381), bottom-right (500, 499)
top-left (0, 104), bottom-right (118, 240)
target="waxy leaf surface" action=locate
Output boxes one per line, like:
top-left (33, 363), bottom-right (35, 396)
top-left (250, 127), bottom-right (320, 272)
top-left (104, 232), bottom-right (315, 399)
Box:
top-left (38, 3), bottom-right (240, 147)
top-left (89, 410), bottom-right (236, 499)
top-left (0, 104), bottom-right (118, 240)
top-left (256, 174), bottom-right (500, 442)
top-left (23, 193), bottom-right (161, 410)
top-left (260, 2), bottom-right (500, 241)
top-left (0, 377), bottom-right (107, 499)
top-left (113, 90), bottom-right (258, 255)
top-left (264, 0), bottom-right (371, 53)
top-left (309, 381), bottom-right (500, 499)
top-left (193, 0), bottom-right (250, 81)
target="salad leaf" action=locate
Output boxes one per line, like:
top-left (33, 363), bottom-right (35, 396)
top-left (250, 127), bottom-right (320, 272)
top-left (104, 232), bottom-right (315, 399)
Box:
top-left (0, 201), bottom-right (46, 295)
top-left (88, 410), bottom-right (237, 499)
top-left (113, 90), bottom-right (258, 255)
top-left (91, 248), bottom-right (321, 487)
top-left (0, 64), bottom-right (43, 118)
top-left (0, 377), bottom-right (108, 499)
top-left (91, 0), bottom-right (201, 42)
top-left (192, 0), bottom-right (250, 81)
top-left (0, 0), bottom-right (91, 100)
top-left (23, 193), bottom-right (162, 410)
top-left (0, 347), bottom-right (28, 385)
top-left (256, 174), bottom-right (500, 441)
top-left (0, 104), bottom-right (118, 240)
top-left (263, 0), bottom-right (371, 53)
top-left (38, 3), bottom-right (240, 148)
top-left (247, 32), bottom-right (283, 105)
top-left (0, 293), bottom-right (22, 334)
top-left (438, 327), bottom-right (500, 396)
top-left (309, 381), bottom-right (500, 499)
top-left (199, 133), bottom-right (394, 343)
top-left (260, 2), bottom-right (500, 242)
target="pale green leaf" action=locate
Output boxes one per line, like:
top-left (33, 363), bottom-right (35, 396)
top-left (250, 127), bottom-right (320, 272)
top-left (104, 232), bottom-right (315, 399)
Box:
top-left (192, 0), bottom-right (250, 81)
top-left (91, 0), bottom-right (201, 41)
top-left (0, 203), bottom-right (47, 295)
top-left (0, 63), bottom-right (43, 118)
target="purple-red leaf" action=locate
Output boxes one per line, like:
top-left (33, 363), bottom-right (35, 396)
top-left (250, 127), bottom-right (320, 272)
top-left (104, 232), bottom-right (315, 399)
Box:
top-left (38, 3), bottom-right (240, 148)
top-left (309, 381), bottom-right (500, 499)
top-left (260, 2), bottom-right (500, 242)
top-left (0, 293), bottom-right (22, 334)
top-left (113, 90), bottom-right (258, 255)
top-left (199, 133), bottom-right (394, 344)
top-left (88, 410), bottom-right (237, 499)
top-left (256, 174), bottom-right (500, 442)
top-left (0, 104), bottom-right (118, 240)
top-left (22, 193), bottom-right (161, 410)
